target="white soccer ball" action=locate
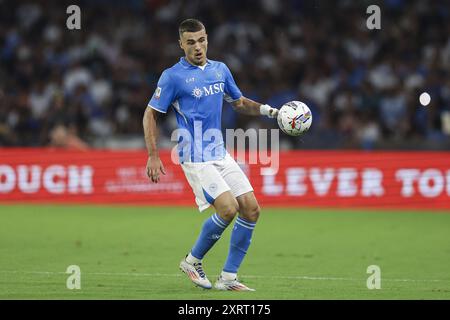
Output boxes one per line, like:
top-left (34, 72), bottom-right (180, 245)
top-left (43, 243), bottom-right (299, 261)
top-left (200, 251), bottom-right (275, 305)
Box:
top-left (277, 101), bottom-right (313, 136)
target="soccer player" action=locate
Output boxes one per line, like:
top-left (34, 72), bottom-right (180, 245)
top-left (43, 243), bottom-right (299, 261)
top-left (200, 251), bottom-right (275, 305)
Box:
top-left (143, 19), bottom-right (278, 291)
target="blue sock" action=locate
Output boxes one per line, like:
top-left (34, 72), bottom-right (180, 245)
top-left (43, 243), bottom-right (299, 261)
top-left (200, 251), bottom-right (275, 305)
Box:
top-left (223, 216), bottom-right (256, 274)
top-left (191, 213), bottom-right (230, 260)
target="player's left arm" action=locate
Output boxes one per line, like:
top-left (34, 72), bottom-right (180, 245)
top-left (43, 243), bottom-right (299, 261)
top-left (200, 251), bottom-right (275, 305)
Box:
top-left (231, 96), bottom-right (279, 118)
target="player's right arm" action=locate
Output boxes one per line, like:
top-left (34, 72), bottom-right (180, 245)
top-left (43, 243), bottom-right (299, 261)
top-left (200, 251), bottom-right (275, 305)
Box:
top-left (143, 70), bottom-right (176, 183)
top-left (143, 108), bottom-right (166, 183)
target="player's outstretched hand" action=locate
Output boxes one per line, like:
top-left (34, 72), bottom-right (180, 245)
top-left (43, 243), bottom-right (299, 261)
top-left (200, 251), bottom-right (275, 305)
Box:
top-left (268, 108), bottom-right (279, 118)
top-left (146, 156), bottom-right (166, 183)
top-left (260, 104), bottom-right (279, 118)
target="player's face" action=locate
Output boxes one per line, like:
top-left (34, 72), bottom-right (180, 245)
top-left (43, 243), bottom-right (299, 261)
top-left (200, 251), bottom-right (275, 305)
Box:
top-left (179, 29), bottom-right (208, 66)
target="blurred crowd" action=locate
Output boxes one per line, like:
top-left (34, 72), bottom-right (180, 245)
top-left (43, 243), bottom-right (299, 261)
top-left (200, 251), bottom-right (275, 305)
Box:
top-left (1, 0), bottom-right (449, 150)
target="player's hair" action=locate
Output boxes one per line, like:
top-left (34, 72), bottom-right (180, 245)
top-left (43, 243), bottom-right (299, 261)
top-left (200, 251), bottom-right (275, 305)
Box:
top-left (178, 19), bottom-right (205, 37)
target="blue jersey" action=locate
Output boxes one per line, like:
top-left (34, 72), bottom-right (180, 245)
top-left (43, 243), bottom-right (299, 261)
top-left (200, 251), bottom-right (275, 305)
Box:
top-left (148, 57), bottom-right (242, 163)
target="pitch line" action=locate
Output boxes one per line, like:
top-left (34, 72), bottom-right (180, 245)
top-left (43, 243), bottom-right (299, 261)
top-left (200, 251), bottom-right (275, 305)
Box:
top-left (0, 270), bottom-right (449, 283)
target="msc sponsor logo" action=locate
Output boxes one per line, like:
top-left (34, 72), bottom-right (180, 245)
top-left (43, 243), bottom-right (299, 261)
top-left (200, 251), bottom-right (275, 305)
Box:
top-left (191, 83), bottom-right (225, 99)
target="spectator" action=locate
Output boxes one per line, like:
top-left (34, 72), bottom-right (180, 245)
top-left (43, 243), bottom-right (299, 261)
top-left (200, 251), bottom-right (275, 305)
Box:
top-left (49, 124), bottom-right (89, 151)
top-left (0, 0), bottom-right (449, 150)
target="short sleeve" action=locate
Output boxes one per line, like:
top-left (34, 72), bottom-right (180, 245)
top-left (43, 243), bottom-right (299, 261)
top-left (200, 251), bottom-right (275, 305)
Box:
top-left (222, 64), bottom-right (242, 103)
top-left (147, 70), bottom-right (176, 113)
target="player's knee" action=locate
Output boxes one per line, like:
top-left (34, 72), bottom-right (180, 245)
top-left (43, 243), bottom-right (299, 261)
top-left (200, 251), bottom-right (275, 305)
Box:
top-left (220, 201), bottom-right (239, 222)
top-left (242, 204), bottom-right (260, 223)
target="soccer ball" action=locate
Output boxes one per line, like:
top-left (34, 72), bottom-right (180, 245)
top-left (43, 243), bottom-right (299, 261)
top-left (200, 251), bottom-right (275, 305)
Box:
top-left (277, 101), bottom-right (312, 136)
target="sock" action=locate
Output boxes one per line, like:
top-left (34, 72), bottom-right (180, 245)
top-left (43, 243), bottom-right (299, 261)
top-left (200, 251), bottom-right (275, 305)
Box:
top-left (185, 252), bottom-right (201, 265)
top-left (190, 213), bottom-right (230, 260)
top-left (223, 216), bottom-right (256, 274)
top-left (221, 271), bottom-right (237, 281)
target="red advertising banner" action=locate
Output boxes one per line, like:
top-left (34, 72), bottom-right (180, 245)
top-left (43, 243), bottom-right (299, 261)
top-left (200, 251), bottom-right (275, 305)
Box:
top-left (0, 148), bottom-right (449, 210)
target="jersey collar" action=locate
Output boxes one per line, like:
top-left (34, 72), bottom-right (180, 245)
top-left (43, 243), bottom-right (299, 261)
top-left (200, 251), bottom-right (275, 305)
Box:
top-left (180, 57), bottom-right (211, 69)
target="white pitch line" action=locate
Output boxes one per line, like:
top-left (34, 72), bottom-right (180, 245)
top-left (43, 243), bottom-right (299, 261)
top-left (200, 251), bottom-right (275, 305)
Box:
top-left (0, 270), bottom-right (449, 283)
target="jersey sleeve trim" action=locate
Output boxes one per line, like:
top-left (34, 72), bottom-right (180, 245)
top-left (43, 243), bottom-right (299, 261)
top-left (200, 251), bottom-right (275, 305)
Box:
top-left (147, 103), bottom-right (167, 114)
top-left (224, 93), bottom-right (242, 103)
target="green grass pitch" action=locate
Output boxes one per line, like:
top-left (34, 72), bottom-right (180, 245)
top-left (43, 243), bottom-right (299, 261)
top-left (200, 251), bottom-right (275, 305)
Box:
top-left (0, 205), bottom-right (449, 299)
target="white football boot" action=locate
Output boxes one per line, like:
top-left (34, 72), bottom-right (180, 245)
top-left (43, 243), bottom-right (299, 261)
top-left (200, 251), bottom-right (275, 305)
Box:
top-left (214, 276), bottom-right (255, 291)
top-left (179, 258), bottom-right (212, 289)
